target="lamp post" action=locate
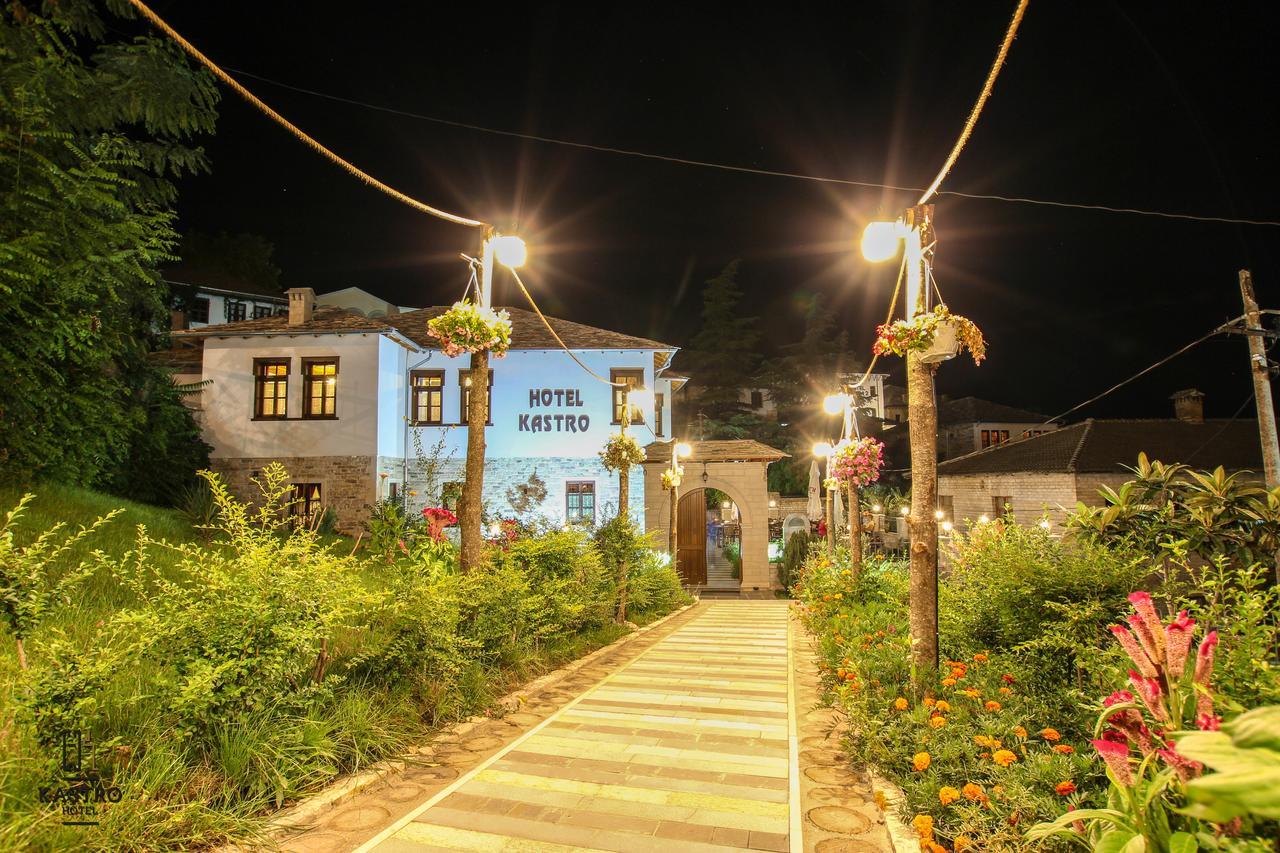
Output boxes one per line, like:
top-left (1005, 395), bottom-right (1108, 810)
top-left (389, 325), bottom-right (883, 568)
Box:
top-left (824, 392), bottom-right (863, 578)
top-left (813, 441), bottom-right (834, 551)
top-left (618, 386), bottom-right (654, 521)
top-left (460, 230), bottom-right (526, 572)
top-left (666, 441), bottom-right (693, 562)
top-left (861, 204), bottom-right (941, 682)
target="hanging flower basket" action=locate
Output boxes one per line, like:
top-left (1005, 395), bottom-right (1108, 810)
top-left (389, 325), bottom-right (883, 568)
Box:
top-left (427, 300), bottom-right (513, 358)
top-left (600, 433), bottom-right (646, 472)
top-left (661, 465), bottom-right (684, 490)
top-left (831, 437), bottom-right (886, 488)
top-left (873, 305), bottom-right (986, 366)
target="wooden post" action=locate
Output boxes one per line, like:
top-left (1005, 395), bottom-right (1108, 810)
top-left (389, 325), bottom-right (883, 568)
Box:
top-left (905, 204), bottom-right (939, 687)
top-left (459, 349), bottom-right (488, 572)
top-left (1240, 270), bottom-right (1280, 490)
top-left (669, 477), bottom-right (679, 560)
top-left (825, 480), bottom-right (834, 551)
top-left (848, 484), bottom-right (862, 581)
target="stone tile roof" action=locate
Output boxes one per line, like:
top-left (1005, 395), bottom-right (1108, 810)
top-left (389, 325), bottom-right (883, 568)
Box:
top-left (938, 418), bottom-right (1265, 475)
top-left (643, 439), bottom-right (789, 463)
top-left (147, 339), bottom-right (204, 371)
top-left (173, 305), bottom-right (677, 351)
top-left (938, 396), bottom-right (1050, 425)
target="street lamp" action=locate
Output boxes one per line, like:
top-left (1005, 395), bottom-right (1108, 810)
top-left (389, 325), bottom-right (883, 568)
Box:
top-left (665, 440), bottom-right (692, 565)
top-left (813, 441), bottom-right (835, 550)
top-left (862, 204), bottom-right (942, 682)
top-left (477, 230), bottom-right (527, 308)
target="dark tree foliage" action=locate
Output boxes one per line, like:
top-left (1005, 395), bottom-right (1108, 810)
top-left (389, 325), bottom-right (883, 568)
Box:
top-left (0, 0), bottom-right (218, 497)
top-left (173, 230), bottom-right (282, 293)
top-left (679, 261), bottom-right (764, 438)
top-left (758, 292), bottom-right (853, 419)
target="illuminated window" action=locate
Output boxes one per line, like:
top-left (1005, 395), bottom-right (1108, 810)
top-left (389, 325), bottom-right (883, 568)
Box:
top-left (980, 429), bottom-right (1011, 449)
top-left (302, 359), bottom-right (338, 418)
top-left (1021, 429), bottom-right (1046, 439)
top-left (226, 300), bottom-right (246, 321)
top-left (291, 482), bottom-right (322, 525)
top-left (189, 297), bottom-right (210, 324)
top-left (459, 369), bottom-right (493, 424)
top-left (566, 481), bottom-right (596, 525)
top-left (253, 359), bottom-right (289, 419)
top-left (655, 392), bottom-right (665, 436)
top-left (410, 370), bottom-right (445, 425)
top-left (610, 369), bottom-right (644, 424)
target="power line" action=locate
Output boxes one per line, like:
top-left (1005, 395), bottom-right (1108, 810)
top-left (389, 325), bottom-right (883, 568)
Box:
top-left (1046, 316), bottom-right (1244, 423)
top-left (918, 0), bottom-right (1030, 204)
top-left (127, 0), bottom-right (484, 229)
top-left (224, 67), bottom-right (1280, 229)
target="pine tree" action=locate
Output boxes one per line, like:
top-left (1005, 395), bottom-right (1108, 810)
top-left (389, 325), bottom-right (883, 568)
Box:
top-left (0, 1), bottom-right (219, 495)
top-left (680, 261), bottom-right (763, 438)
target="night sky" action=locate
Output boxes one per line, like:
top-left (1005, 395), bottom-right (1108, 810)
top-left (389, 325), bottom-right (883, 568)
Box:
top-left (157, 1), bottom-right (1280, 422)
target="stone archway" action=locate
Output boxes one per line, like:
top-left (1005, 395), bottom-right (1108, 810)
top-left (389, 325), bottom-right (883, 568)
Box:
top-left (642, 440), bottom-right (788, 595)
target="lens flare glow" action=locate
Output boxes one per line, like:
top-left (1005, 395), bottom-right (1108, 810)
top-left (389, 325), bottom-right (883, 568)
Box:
top-left (813, 442), bottom-right (833, 458)
top-left (861, 220), bottom-right (906, 262)
top-left (492, 234), bottom-right (528, 268)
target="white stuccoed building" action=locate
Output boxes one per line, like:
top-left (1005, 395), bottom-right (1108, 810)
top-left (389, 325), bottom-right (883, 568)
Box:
top-left (169, 288), bottom-right (686, 532)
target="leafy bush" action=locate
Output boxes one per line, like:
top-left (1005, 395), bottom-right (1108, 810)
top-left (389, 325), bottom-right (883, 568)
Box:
top-left (627, 550), bottom-right (691, 618)
top-left (723, 540), bottom-right (742, 579)
top-left (780, 529), bottom-right (813, 590)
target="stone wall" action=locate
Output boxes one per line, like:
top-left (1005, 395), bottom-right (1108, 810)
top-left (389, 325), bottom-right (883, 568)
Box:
top-left (937, 471), bottom-right (1078, 530)
top-left (209, 455), bottom-right (376, 534)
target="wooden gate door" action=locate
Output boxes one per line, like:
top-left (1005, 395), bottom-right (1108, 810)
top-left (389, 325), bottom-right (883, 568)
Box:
top-left (676, 488), bottom-right (707, 586)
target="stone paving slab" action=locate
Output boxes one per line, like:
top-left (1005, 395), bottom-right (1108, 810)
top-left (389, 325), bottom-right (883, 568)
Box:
top-left (356, 602), bottom-right (795, 852)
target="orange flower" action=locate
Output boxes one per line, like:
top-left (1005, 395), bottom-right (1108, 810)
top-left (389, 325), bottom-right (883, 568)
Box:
top-left (1053, 744), bottom-right (1075, 755)
top-left (954, 834), bottom-right (973, 853)
top-left (961, 688), bottom-right (981, 698)
top-left (998, 686), bottom-right (1012, 695)
top-left (923, 696), bottom-right (936, 707)
top-left (961, 783), bottom-right (985, 802)
top-left (874, 790), bottom-right (888, 811)
top-left (913, 751), bottom-right (932, 771)
top-left (1041, 728), bottom-right (1061, 742)
top-left (950, 667), bottom-right (966, 679)
top-left (938, 786), bottom-right (960, 805)
top-left (929, 715), bottom-right (947, 729)
top-left (984, 700), bottom-right (1002, 712)
top-left (973, 652), bottom-right (989, 662)
top-left (1055, 780), bottom-right (1077, 796)
top-left (973, 734), bottom-right (996, 748)
top-left (942, 677), bottom-right (957, 687)
top-left (912, 814), bottom-right (934, 840)
top-left (925, 842), bottom-right (947, 853)
top-left (935, 700), bottom-right (951, 713)
top-left (992, 749), bottom-right (1018, 767)
top-left (1012, 725), bottom-right (1028, 738)
top-left (894, 697), bottom-right (909, 711)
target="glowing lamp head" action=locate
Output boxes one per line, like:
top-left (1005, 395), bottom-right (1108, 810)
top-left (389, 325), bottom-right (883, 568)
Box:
top-left (934, 509), bottom-right (945, 520)
top-left (812, 441), bottom-right (833, 458)
top-left (978, 514), bottom-right (990, 524)
top-left (491, 234), bottom-right (528, 268)
top-left (861, 220), bottom-right (907, 262)
top-left (900, 506), bottom-right (910, 517)
top-left (872, 504), bottom-right (882, 513)
top-left (941, 520), bottom-right (954, 533)
top-left (674, 441), bottom-right (693, 458)
top-left (823, 393), bottom-right (851, 415)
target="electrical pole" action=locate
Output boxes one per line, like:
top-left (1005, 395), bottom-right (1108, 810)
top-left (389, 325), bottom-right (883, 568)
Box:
top-left (1240, 270), bottom-right (1280, 490)
top-left (904, 204), bottom-right (940, 686)
top-left (459, 227), bottom-right (495, 572)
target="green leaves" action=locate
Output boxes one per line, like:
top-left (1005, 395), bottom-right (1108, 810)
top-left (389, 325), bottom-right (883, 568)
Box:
top-left (1176, 706), bottom-right (1280, 823)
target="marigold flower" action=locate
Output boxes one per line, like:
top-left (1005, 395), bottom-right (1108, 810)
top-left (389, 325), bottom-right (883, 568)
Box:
top-left (974, 652), bottom-right (989, 662)
top-left (961, 688), bottom-right (981, 698)
top-left (939, 786), bottom-right (960, 805)
top-left (942, 677), bottom-right (957, 687)
top-left (1053, 744), bottom-right (1075, 755)
top-left (1054, 780), bottom-right (1076, 796)
top-left (1012, 725), bottom-right (1028, 738)
top-left (961, 783), bottom-right (985, 801)
top-left (992, 749), bottom-right (1018, 767)
top-left (929, 715), bottom-right (947, 729)
top-left (894, 697), bottom-right (909, 711)
top-left (925, 842), bottom-right (947, 853)
top-left (1001, 674), bottom-right (1016, 684)
top-left (1041, 728), bottom-right (1061, 741)
top-left (913, 752), bottom-right (932, 771)
top-left (974, 735), bottom-right (993, 748)
top-left (998, 687), bottom-right (1012, 695)
top-left (984, 700), bottom-right (1002, 712)
top-left (935, 700), bottom-right (951, 713)
top-left (954, 835), bottom-right (973, 853)
top-left (923, 696), bottom-right (936, 707)
top-left (951, 667), bottom-right (966, 679)
top-left (912, 814), bottom-right (934, 840)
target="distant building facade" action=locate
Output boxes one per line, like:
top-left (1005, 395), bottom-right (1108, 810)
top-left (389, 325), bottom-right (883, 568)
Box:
top-left (937, 396), bottom-right (1057, 460)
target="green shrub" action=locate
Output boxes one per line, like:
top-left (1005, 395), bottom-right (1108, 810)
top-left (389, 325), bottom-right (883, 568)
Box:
top-left (627, 550), bottom-right (691, 618)
top-left (780, 529), bottom-right (813, 590)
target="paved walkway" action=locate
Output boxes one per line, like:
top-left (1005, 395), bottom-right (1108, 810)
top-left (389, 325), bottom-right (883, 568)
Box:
top-left (356, 602), bottom-right (796, 852)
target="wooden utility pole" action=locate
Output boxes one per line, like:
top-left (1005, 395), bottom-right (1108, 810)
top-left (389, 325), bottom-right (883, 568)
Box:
top-left (1240, 270), bottom-right (1280, 490)
top-left (848, 484), bottom-right (863, 582)
top-left (905, 204), bottom-right (939, 685)
top-left (459, 348), bottom-right (488, 572)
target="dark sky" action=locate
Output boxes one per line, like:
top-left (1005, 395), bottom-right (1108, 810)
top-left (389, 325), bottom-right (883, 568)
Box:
top-left (158, 1), bottom-right (1280, 422)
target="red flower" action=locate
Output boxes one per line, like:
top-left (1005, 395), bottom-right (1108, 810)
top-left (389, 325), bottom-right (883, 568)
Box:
top-left (1092, 739), bottom-right (1133, 786)
top-left (422, 506), bottom-right (458, 542)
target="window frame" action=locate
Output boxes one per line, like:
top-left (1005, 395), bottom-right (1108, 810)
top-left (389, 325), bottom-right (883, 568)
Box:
top-left (410, 369), bottom-right (446, 425)
top-left (189, 297), bottom-right (210, 324)
top-left (291, 482), bottom-right (323, 526)
top-left (565, 481), bottom-right (596, 525)
top-left (252, 358), bottom-right (290, 420)
top-left (252, 304), bottom-right (274, 319)
top-left (937, 495), bottom-right (954, 522)
top-left (226, 299), bottom-right (247, 322)
top-left (458, 368), bottom-right (494, 425)
top-left (301, 357), bottom-right (340, 420)
top-left (610, 368), bottom-right (645, 425)
top-left (655, 392), bottom-right (665, 437)
top-left (992, 495), bottom-right (1012, 516)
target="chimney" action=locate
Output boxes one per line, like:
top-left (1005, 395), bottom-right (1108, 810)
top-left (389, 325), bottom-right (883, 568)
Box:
top-left (1171, 388), bottom-right (1205, 424)
top-left (286, 287), bottom-right (315, 326)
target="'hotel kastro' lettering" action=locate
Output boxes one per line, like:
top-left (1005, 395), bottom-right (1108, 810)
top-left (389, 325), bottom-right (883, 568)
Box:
top-left (528, 388), bottom-right (584, 407)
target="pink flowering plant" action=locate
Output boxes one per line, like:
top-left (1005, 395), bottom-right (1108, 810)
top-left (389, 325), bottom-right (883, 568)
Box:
top-left (831, 437), bottom-right (885, 488)
top-left (873, 304), bottom-right (986, 366)
top-left (421, 506), bottom-right (457, 542)
top-left (1027, 591), bottom-right (1249, 850)
top-left (426, 300), bottom-right (512, 358)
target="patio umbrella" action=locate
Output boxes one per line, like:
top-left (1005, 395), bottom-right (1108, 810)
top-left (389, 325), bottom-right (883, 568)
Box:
top-left (833, 483), bottom-right (845, 535)
top-left (807, 460), bottom-right (822, 521)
